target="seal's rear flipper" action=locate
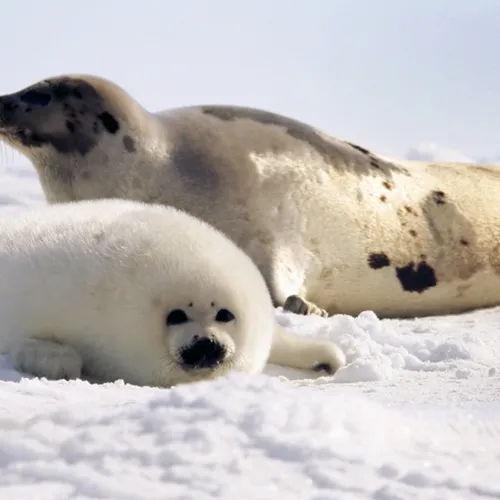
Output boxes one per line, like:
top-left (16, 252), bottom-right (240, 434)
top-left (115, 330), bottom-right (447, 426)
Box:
top-left (268, 325), bottom-right (345, 374)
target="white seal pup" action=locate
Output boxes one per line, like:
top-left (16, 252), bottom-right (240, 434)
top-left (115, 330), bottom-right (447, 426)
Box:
top-left (0, 199), bottom-right (345, 387)
top-left (0, 74), bottom-right (499, 318)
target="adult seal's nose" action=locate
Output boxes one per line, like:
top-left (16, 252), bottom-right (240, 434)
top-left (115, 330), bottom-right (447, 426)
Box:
top-left (0, 97), bottom-right (19, 123)
top-left (180, 337), bottom-right (226, 369)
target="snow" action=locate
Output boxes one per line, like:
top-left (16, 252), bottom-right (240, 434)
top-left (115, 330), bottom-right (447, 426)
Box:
top-left (0, 160), bottom-right (499, 499)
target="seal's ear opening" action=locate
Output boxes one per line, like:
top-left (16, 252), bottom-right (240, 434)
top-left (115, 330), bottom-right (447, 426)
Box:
top-left (19, 90), bottom-right (52, 107)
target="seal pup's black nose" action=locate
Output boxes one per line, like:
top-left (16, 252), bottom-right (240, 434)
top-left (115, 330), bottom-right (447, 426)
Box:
top-left (180, 337), bottom-right (226, 369)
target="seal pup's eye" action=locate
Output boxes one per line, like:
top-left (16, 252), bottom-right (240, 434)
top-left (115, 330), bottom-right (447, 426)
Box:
top-left (19, 90), bottom-right (52, 107)
top-left (215, 308), bottom-right (235, 323)
top-left (166, 309), bottom-right (189, 326)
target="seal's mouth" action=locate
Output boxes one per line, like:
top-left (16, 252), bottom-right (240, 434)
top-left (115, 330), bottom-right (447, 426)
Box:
top-left (177, 337), bottom-right (229, 373)
top-left (5, 128), bottom-right (47, 149)
top-left (0, 126), bottom-right (26, 147)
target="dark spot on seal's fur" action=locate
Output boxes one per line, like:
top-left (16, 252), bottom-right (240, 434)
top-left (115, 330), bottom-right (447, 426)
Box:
top-left (382, 181), bottom-right (394, 190)
top-left (313, 362), bottom-right (334, 375)
top-left (409, 229), bottom-right (417, 237)
top-left (15, 122), bottom-right (95, 157)
top-left (368, 252), bottom-right (391, 269)
top-left (346, 142), bottom-right (388, 172)
top-left (19, 90), bottom-right (51, 107)
top-left (395, 261), bottom-right (437, 293)
top-left (346, 141), bottom-right (370, 155)
top-left (419, 188), bottom-right (481, 281)
top-left (170, 139), bottom-right (220, 190)
top-left (123, 135), bottom-right (136, 152)
top-left (201, 105), bottom-right (409, 178)
top-left (52, 83), bottom-right (74, 100)
top-left (380, 195), bottom-right (387, 202)
top-left (2, 100), bottom-right (18, 112)
top-left (402, 206), bottom-right (418, 216)
top-left (97, 112), bottom-right (119, 134)
top-left (460, 239), bottom-right (469, 246)
top-left (432, 190), bottom-right (446, 205)
top-left (66, 120), bottom-right (75, 133)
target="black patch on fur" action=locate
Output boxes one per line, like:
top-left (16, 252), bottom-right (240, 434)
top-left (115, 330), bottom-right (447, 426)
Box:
top-left (123, 134), bottom-right (136, 152)
top-left (380, 195), bottom-right (387, 202)
top-left (2, 100), bottom-right (19, 112)
top-left (52, 83), bottom-right (74, 100)
top-left (346, 141), bottom-right (371, 155)
top-left (409, 229), bottom-right (417, 237)
top-left (170, 141), bottom-right (220, 190)
top-left (460, 239), bottom-right (469, 246)
top-left (404, 206), bottom-right (418, 216)
top-left (313, 362), bottom-right (334, 375)
top-left (395, 261), bottom-right (437, 293)
top-left (66, 120), bottom-right (75, 133)
top-left (432, 190), bottom-right (446, 205)
top-left (368, 252), bottom-right (391, 269)
top-left (382, 181), bottom-right (394, 190)
top-left (201, 105), bottom-right (409, 178)
top-left (19, 90), bottom-right (51, 107)
top-left (15, 127), bottom-right (95, 157)
top-left (97, 112), bottom-right (119, 134)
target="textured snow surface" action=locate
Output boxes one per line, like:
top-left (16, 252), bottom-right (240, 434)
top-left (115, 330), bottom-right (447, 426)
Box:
top-left (0, 163), bottom-right (499, 499)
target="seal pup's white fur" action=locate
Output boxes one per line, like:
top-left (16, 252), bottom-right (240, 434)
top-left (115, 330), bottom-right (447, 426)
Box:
top-left (1, 74), bottom-right (499, 318)
top-left (0, 199), bottom-right (345, 386)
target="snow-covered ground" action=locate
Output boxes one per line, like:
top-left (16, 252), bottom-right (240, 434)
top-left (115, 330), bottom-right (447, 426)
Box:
top-left (0, 160), bottom-right (499, 499)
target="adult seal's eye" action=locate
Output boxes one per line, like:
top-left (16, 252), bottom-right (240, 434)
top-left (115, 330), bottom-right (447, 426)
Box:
top-left (215, 308), bottom-right (235, 323)
top-left (19, 90), bottom-right (52, 107)
top-left (166, 309), bottom-right (189, 326)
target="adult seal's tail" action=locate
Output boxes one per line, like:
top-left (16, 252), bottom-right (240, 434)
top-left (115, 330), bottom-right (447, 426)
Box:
top-left (1, 75), bottom-right (500, 318)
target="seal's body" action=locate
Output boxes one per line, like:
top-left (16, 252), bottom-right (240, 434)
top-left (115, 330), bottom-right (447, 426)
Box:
top-left (0, 74), bottom-right (497, 318)
top-left (0, 199), bottom-right (344, 386)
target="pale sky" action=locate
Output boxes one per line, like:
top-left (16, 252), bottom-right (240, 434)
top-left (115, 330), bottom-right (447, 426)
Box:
top-left (0, 0), bottom-right (498, 162)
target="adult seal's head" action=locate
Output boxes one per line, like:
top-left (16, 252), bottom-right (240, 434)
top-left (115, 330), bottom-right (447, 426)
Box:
top-left (0, 75), bottom-right (163, 202)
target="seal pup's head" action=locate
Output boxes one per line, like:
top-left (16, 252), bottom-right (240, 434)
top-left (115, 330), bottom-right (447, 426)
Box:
top-left (161, 300), bottom-right (255, 384)
top-left (98, 201), bottom-right (276, 388)
top-left (149, 260), bottom-right (276, 386)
